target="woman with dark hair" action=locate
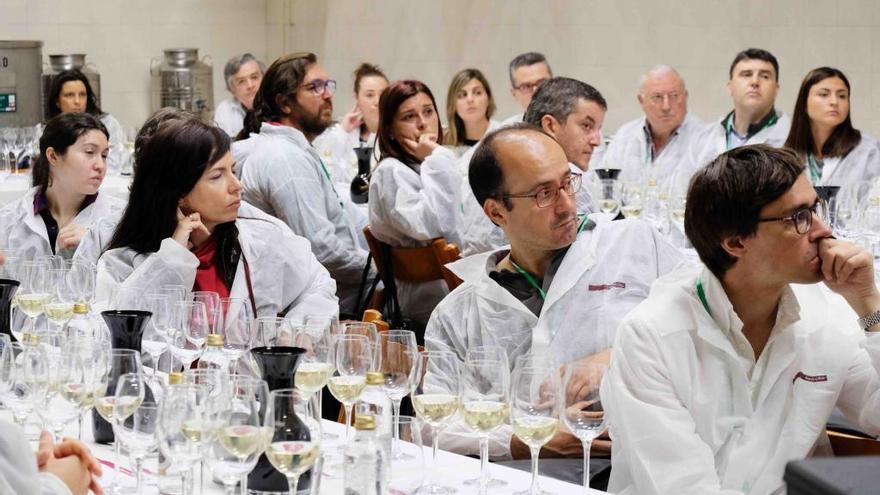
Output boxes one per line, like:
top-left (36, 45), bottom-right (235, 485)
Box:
top-left (369, 79), bottom-right (463, 326)
top-left (0, 113), bottom-right (124, 260)
top-left (47, 69), bottom-right (126, 174)
top-left (443, 68), bottom-right (498, 152)
top-left (784, 67), bottom-right (880, 187)
top-left (314, 62), bottom-right (389, 184)
top-left (95, 119), bottom-right (338, 321)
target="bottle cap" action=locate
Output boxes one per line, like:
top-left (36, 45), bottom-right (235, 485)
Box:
top-left (206, 333), bottom-right (224, 346)
top-left (374, 320), bottom-right (389, 332)
top-left (365, 371), bottom-right (385, 385)
top-left (168, 372), bottom-right (184, 385)
top-left (362, 309), bottom-right (382, 323)
top-left (73, 303), bottom-right (89, 314)
top-left (354, 414), bottom-right (376, 431)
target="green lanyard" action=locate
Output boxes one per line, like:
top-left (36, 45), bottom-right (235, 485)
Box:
top-left (724, 111), bottom-right (778, 150)
top-left (806, 154), bottom-right (822, 184)
top-left (508, 215), bottom-right (590, 302)
top-left (695, 278), bottom-right (712, 317)
top-left (315, 155), bottom-right (344, 207)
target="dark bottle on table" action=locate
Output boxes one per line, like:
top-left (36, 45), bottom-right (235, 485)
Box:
top-left (0, 279), bottom-right (19, 340)
top-left (350, 146), bottom-right (373, 204)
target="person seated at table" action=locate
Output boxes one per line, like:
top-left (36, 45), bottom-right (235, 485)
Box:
top-left (47, 69), bottom-right (126, 175)
top-left (602, 145), bottom-right (880, 495)
top-left (425, 124), bottom-right (683, 460)
top-left (784, 67), bottom-right (880, 187)
top-left (443, 68), bottom-right (499, 155)
top-left (235, 52), bottom-right (369, 314)
top-left (600, 65), bottom-right (704, 188)
top-left (369, 79), bottom-right (463, 329)
top-left (96, 118), bottom-right (338, 322)
top-left (215, 53), bottom-right (266, 138)
top-left (313, 62), bottom-right (389, 185)
top-left (502, 52), bottom-right (553, 124)
top-left (0, 113), bottom-right (124, 261)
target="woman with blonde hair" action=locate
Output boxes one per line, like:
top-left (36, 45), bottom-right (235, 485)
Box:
top-left (443, 68), bottom-right (498, 153)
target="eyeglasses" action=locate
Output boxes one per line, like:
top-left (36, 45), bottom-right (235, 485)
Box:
top-left (502, 173), bottom-right (581, 208)
top-left (513, 78), bottom-right (549, 95)
top-left (300, 79), bottom-right (337, 96)
top-left (757, 199), bottom-right (828, 235)
top-left (645, 92), bottom-right (682, 106)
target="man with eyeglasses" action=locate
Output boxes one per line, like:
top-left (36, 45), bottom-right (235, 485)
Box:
top-left (600, 65), bottom-right (703, 188)
top-left (602, 145), bottom-right (880, 495)
top-left (236, 52), bottom-right (370, 315)
top-left (426, 124), bottom-right (682, 465)
top-left (214, 53), bottom-right (265, 137)
top-left (501, 52), bottom-right (553, 125)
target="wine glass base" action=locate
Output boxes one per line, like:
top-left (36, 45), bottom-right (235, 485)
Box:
top-left (512, 490), bottom-right (553, 495)
top-left (462, 476), bottom-right (508, 487)
top-left (416, 484), bottom-right (457, 494)
top-left (391, 449), bottom-right (415, 461)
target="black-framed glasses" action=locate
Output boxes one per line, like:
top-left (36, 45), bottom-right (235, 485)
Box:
top-left (502, 173), bottom-right (582, 208)
top-left (300, 79), bottom-right (337, 96)
top-left (757, 198), bottom-right (828, 235)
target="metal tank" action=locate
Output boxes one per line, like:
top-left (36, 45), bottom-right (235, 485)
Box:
top-left (0, 40), bottom-right (43, 127)
top-left (41, 53), bottom-right (102, 121)
top-left (151, 48), bottom-right (214, 123)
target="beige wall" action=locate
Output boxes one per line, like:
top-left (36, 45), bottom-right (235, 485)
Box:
top-left (1, 0), bottom-right (879, 137)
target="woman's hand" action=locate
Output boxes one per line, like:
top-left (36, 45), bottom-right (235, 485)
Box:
top-left (341, 103), bottom-right (364, 133)
top-left (401, 132), bottom-right (439, 162)
top-left (173, 209), bottom-right (211, 249)
top-left (57, 223), bottom-right (87, 251)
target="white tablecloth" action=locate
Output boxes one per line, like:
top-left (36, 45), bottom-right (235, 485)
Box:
top-left (1, 410), bottom-right (604, 494)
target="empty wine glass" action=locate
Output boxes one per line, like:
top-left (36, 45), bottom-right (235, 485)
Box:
top-left (412, 350), bottom-right (461, 495)
top-left (562, 363), bottom-right (607, 491)
top-left (193, 290), bottom-right (222, 335)
top-left (142, 293), bottom-right (172, 374)
top-left (116, 401), bottom-right (158, 495)
top-left (169, 301), bottom-right (208, 371)
top-left (377, 329), bottom-right (418, 459)
top-left (253, 316), bottom-right (296, 347)
top-left (220, 297), bottom-right (253, 370)
top-left (390, 415), bottom-right (425, 494)
top-left (157, 383), bottom-right (203, 495)
top-left (0, 342), bottom-right (43, 431)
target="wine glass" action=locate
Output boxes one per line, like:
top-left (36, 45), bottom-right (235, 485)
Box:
top-left (0, 342), bottom-right (42, 431)
top-left (412, 349), bottom-right (461, 495)
top-left (510, 364), bottom-right (562, 495)
top-left (69, 336), bottom-right (110, 439)
top-left (193, 290), bottom-right (223, 335)
top-left (461, 357), bottom-right (510, 495)
top-left (142, 293), bottom-right (172, 374)
top-left (16, 260), bottom-right (50, 342)
top-left (229, 375), bottom-right (271, 493)
top-left (340, 321), bottom-right (379, 368)
top-left (112, 373), bottom-right (148, 493)
top-left (116, 400), bottom-right (158, 495)
top-left (265, 389), bottom-right (321, 495)
top-left (253, 316), bottom-right (296, 347)
top-left (157, 383), bottom-right (203, 495)
top-left (158, 285), bottom-right (188, 304)
top-left (220, 297), bottom-right (253, 371)
top-left (44, 268), bottom-right (75, 332)
top-left (377, 329), bottom-right (418, 459)
top-left (206, 378), bottom-right (266, 494)
top-left (67, 258), bottom-right (97, 307)
top-left (294, 318), bottom-right (336, 438)
top-left (112, 286), bottom-right (148, 310)
top-left (328, 334), bottom-right (372, 440)
top-left (169, 301), bottom-right (208, 371)
top-left (390, 415), bottom-right (425, 494)
top-left (598, 179), bottom-right (621, 219)
top-left (561, 363), bottom-right (607, 491)
top-left (621, 182), bottom-right (644, 219)
top-left (94, 349), bottom-right (142, 494)
top-left (48, 350), bottom-right (92, 441)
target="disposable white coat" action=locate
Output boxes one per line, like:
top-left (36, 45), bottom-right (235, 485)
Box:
top-left (814, 134), bottom-right (880, 187)
top-left (0, 419), bottom-right (73, 494)
top-left (601, 112), bottom-right (704, 188)
top-left (96, 216), bottom-right (338, 322)
top-left (214, 97), bottom-right (247, 137)
top-left (313, 123), bottom-right (378, 186)
top-left (0, 186), bottom-right (125, 260)
top-left (100, 113), bottom-right (127, 176)
top-left (425, 218), bottom-right (684, 459)
top-left (602, 263), bottom-right (880, 495)
top-left (236, 123), bottom-right (368, 312)
top-left (368, 146), bottom-right (463, 324)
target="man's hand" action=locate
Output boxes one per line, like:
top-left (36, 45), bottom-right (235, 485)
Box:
top-left (560, 349), bottom-right (610, 404)
top-left (819, 238), bottom-right (880, 318)
top-left (36, 431), bottom-right (102, 495)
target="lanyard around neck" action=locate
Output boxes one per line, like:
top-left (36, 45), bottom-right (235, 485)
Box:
top-left (695, 278), bottom-right (712, 317)
top-left (724, 111), bottom-right (778, 150)
top-left (806, 154), bottom-right (822, 184)
top-left (509, 258), bottom-right (546, 301)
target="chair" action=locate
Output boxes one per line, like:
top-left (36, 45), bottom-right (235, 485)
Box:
top-left (827, 429), bottom-right (880, 456)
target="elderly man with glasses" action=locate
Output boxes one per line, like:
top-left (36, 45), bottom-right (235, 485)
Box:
top-left (425, 124), bottom-right (683, 467)
top-left (602, 144), bottom-right (880, 495)
top-left (600, 65), bottom-right (704, 189)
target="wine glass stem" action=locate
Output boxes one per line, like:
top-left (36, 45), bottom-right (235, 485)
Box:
top-left (344, 403), bottom-right (353, 441)
top-left (391, 398), bottom-right (402, 456)
top-left (582, 439), bottom-right (592, 490)
top-left (181, 467), bottom-right (191, 495)
top-left (135, 457), bottom-right (144, 495)
top-left (287, 474), bottom-right (301, 495)
top-left (431, 425), bottom-right (441, 486)
top-left (240, 473), bottom-right (247, 495)
top-left (479, 435), bottom-right (490, 494)
top-left (529, 445), bottom-right (540, 495)
top-left (113, 432), bottom-right (122, 488)
top-left (77, 413), bottom-right (83, 440)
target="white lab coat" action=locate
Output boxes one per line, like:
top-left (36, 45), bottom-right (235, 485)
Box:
top-left (425, 218), bottom-right (684, 459)
top-left (814, 134), bottom-right (880, 188)
top-left (601, 113), bottom-right (704, 189)
top-left (96, 215), bottom-right (338, 322)
top-left (236, 123), bottom-right (368, 312)
top-left (0, 420), bottom-right (73, 494)
top-left (100, 113), bottom-right (127, 176)
top-left (0, 186), bottom-right (125, 260)
top-left (501, 112), bottom-right (524, 126)
top-left (313, 123), bottom-right (378, 186)
top-left (369, 146), bottom-right (463, 324)
top-left (602, 263), bottom-right (880, 495)
top-left (214, 97), bottom-right (247, 138)
top-left (680, 112), bottom-right (791, 182)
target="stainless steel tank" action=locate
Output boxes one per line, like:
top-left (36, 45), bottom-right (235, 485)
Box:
top-left (151, 48), bottom-right (214, 123)
top-left (41, 53), bottom-right (102, 121)
top-left (0, 40), bottom-right (43, 127)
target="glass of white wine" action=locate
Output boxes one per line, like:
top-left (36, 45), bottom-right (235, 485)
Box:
top-left (461, 357), bottom-right (510, 495)
top-left (294, 318), bottom-right (336, 437)
top-left (44, 268), bottom-right (75, 332)
top-left (561, 363), bottom-right (607, 491)
top-left (16, 260), bottom-right (50, 342)
top-left (94, 349), bottom-right (142, 493)
top-left (598, 179), bottom-right (622, 219)
top-left (328, 334), bottom-right (372, 440)
top-left (511, 364), bottom-right (562, 495)
top-left (206, 379), bottom-right (266, 495)
top-left (412, 349), bottom-right (461, 495)
top-left (265, 388), bottom-right (321, 495)
top-left (621, 182), bottom-right (644, 219)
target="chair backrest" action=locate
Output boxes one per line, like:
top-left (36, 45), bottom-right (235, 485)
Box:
top-left (363, 226), bottom-right (463, 291)
top-left (827, 430), bottom-right (880, 456)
